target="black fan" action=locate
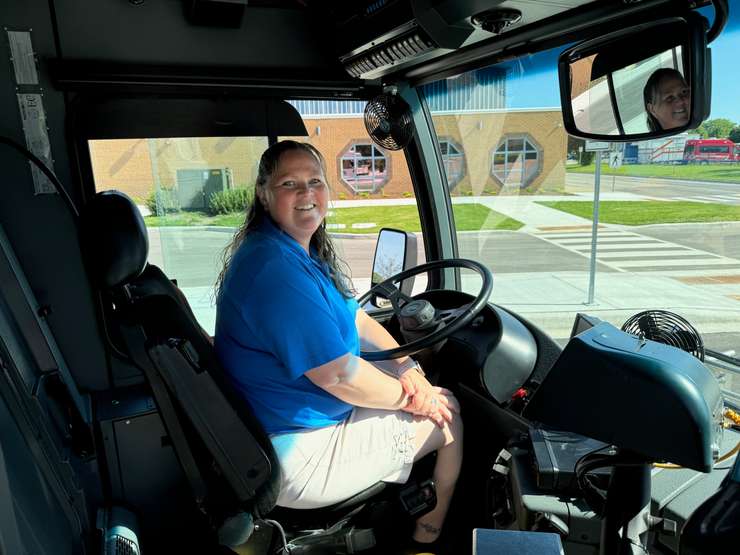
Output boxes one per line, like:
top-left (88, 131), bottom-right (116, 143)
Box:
top-left (364, 93), bottom-right (414, 151)
top-left (621, 310), bottom-right (704, 361)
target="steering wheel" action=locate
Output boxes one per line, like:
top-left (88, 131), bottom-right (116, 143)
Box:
top-left (357, 258), bottom-right (493, 361)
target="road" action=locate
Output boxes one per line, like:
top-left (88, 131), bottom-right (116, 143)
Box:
top-left (566, 172), bottom-right (740, 203)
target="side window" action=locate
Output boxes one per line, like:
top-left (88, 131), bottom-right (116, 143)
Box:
top-left (88, 136), bottom-right (269, 334)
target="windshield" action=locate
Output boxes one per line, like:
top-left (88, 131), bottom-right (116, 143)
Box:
top-left (421, 13), bottom-right (740, 404)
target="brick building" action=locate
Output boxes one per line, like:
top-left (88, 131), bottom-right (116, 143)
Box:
top-left (89, 108), bottom-right (566, 203)
top-left (88, 69), bottom-right (567, 204)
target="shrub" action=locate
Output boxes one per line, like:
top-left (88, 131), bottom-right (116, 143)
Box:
top-left (359, 192), bottom-right (370, 199)
top-left (208, 187), bottom-right (254, 215)
top-left (338, 192), bottom-right (348, 200)
top-left (402, 191), bottom-right (412, 198)
top-left (145, 187), bottom-right (180, 215)
top-left (580, 151), bottom-right (596, 166)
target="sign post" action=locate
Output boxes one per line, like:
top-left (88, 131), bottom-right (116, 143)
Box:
top-left (584, 141), bottom-right (610, 305)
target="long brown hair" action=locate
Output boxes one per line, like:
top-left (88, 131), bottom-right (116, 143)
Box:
top-left (215, 140), bottom-right (355, 299)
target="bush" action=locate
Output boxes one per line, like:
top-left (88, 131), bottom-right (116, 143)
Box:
top-left (145, 187), bottom-right (180, 215)
top-left (208, 187), bottom-right (254, 215)
top-left (580, 151), bottom-right (596, 166)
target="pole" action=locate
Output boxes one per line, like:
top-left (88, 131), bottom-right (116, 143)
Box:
top-left (587, 151), bottom-right (602, 305)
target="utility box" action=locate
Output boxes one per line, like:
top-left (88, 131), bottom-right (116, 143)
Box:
top-left (176, 168), bottom-right (229, 209)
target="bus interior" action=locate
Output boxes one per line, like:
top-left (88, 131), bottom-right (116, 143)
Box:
top-left (0, 1), bottom-right (739, 554)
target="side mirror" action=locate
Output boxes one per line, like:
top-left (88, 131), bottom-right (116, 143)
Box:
top-left (559, 13), bottom-right (710, 141)
top-left (371, 228), bottom-right (418, 300)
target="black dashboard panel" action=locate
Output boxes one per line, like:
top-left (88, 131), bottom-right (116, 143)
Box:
top-left (409, 290), bottom-right (538, 404)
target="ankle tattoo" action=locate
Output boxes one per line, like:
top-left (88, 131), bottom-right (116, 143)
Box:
top-left (418, 522), bottom-right (441, 535)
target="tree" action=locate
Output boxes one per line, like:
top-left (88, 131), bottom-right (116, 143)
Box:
top-left (729, 126), bottom-right (740, 144)
top-left (693, 118), bottom-right (736, 139)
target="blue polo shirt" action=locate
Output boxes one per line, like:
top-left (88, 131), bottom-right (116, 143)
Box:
top-left (215, 217), bottom-right (359, 434)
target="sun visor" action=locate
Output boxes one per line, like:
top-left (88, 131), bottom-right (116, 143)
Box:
top-left (72, 96), bottom-right (307, 140)
top-left (524, 322), bottom-right (724, 472)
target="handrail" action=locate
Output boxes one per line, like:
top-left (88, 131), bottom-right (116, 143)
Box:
top-left (707, 0), bottom-right (729, 44)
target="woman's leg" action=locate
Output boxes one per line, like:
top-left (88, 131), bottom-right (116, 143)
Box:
top-left (408, 410), bottom-right (463, 543)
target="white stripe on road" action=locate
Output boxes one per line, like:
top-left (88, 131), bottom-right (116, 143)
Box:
top-left (672, 197), bottom-right (715, 203)
top-left (595, 250), bottom-right (707, 259)
top-left (556, 236), bottom-right (658, 244)
top-left (574, 242), bottom-right (690, 251)
top-left (614, 258), bottom-right (736, 268)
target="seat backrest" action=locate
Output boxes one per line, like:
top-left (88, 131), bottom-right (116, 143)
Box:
top-left (79, 190), bottom-right (280, 519)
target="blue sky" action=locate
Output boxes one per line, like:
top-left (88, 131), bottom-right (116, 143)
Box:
top-left (502, 6), bottom-right (740, 123)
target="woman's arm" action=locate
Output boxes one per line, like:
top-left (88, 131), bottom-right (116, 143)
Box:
top-left (305, 353), bottom-right (410, 410)
top-left (355, 309), bottom-right (420, 376)
top-left (305, 353), bottom-right (453, 427)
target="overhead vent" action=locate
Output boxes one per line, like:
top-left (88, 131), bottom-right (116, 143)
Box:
top-left (343, 26), bottom-right (435, 78)
top-left (332, 0), bottom-right (474, 80)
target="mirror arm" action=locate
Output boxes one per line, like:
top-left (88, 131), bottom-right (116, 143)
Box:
top-left (707, 0), bottom-right (728, 44)
top-left (606, 73), bottom-right (626, 135)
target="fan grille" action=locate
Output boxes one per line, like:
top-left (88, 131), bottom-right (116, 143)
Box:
top-left (364, 94), bottom-right (414, 151)
top-left (621, 310), bottom-right (704, 361)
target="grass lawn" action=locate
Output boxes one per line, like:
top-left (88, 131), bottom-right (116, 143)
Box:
top-left (144, 203), bottom-right (524, 232)
top-left (537, 200), bottom-right (740, 225)
top-left (567, 163), bottom-right (740, 184)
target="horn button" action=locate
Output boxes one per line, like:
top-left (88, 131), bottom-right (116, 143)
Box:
top-left (399, 300), bottom-right (436, 331)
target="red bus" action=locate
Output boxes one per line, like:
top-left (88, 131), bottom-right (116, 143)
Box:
top-left (683, 138), bottom-right (738, 164)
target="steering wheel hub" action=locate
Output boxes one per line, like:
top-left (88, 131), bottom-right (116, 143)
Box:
top-left (399, 300), bottom-right (436, 330)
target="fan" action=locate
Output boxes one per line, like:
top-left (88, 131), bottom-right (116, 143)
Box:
top-left (621, 310), bottom-right (704, 361)
top-left (364, 93), bottom-right (414, 151)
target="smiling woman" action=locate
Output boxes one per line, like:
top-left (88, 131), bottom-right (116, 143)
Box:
top-left (644, 68), bottom-right (691, 132)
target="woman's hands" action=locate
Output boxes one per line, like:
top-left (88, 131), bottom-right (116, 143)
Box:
top-left (400, 369), bottom-right (460, 427)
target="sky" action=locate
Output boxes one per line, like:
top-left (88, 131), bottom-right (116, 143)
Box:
top-left (501, 5), bottom-right (740, 124)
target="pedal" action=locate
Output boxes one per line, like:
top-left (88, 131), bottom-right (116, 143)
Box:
top-left (399, 479), bottom-right (437, 517)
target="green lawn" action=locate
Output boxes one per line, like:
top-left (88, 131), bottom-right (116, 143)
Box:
top-left (537, 200), bottom-right (740, 225)
top-left (567, 163), bottom-right (740, 184)
top-left (144, 203), bottom-right (524, 233)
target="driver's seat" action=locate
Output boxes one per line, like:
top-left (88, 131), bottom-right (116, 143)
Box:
top-left (79, 191), bottom-right (420, 552)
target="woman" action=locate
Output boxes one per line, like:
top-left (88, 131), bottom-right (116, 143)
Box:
top-left (214, 140), bottom-right (463, 549)
top-left (644, 68), bottom-right (691, 132)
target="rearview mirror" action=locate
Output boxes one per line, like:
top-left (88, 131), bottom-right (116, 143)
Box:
top-left (371, 228), bottom-right (418, 298)
top-left (559, 14), bottom-right (710, 141)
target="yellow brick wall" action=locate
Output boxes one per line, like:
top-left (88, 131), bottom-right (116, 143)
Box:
top-left (89, 110), bottom-right (567, 202)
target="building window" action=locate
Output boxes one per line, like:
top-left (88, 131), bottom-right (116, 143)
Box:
top-left (439, 139), bottom-right (465, 189)
top-left (339, 142), bottom-right (389, 193)
top-left (491, 135), bottom-right (542, 188)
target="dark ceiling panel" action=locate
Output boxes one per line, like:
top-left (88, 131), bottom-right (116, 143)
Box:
top-left (53, 0), bottom-right (338, 71)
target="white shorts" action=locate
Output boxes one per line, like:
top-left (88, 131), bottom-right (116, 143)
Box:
top-left (270, 407), bottom-right (417, 509)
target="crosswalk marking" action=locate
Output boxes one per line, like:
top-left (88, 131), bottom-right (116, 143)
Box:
top-left (573, 243), bottom-right (691, 251)
top-left (614, 258), bottom-right (728, 268)
top-left (533, 227), bottom-right (740, 274)
top-left (673, 197), bottom-right (715, 203)
top-left (595, 250), bottom-right (706, 259)
top-left (671, 193), bottom-right (740, 204)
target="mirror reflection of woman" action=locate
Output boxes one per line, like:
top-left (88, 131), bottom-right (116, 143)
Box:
top-left (214, 140), bottom-right (463, 550)
top-left (643, 68), bottom-right (691, 131)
